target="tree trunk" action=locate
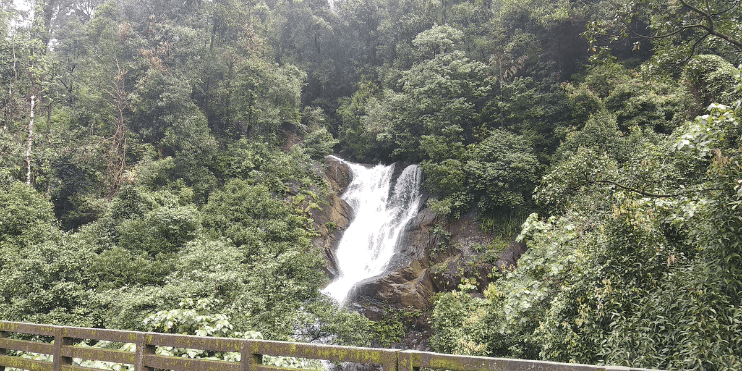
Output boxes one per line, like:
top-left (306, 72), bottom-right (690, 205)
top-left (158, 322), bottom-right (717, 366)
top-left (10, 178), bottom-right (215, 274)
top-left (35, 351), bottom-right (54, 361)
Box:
top-left (4, 40), bottom-right (18, 131)
top-left (107, 63), bottom-right (129, 194)
top-left (26, 95), bottom-right (36, 186)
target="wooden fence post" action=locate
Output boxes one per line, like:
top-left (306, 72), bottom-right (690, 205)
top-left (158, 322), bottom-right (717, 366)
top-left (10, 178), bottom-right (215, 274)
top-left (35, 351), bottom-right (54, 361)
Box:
top-left (398, 350), bottom-right (419, 371)
top-left (135, 333), bottom-right (155, 371)
top-left (241, 341), bottom-right (262, 371)
top-left (53, 327), bottom-right (73, 371)
top-left (382, 350), bottom-right (398, 371)
top-left (0, 330), bottom-right (7, 371)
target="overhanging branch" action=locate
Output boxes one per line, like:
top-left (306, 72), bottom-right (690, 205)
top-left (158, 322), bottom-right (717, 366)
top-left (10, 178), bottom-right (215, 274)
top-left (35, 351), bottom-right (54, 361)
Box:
top-left (589, 179), bottom-right (722, 198)
top-left (678, 0), bottom-right (742, 49)
top-left (620, 0), bottom-right (742, 50)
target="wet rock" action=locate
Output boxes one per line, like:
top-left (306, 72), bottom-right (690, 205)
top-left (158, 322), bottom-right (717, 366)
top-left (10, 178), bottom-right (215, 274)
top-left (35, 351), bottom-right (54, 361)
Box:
top-left (386, 207), bottom-right (439, 273)
top-left (356, 261), bottom-right (435, 310)
top-left (496, 239), bottom-right (528, 270)
top-left (446, 210), bottom-right (495, 258)
top-left (324, 156), bottom-right (352, 194)
top-left (311, 156), bottom-right (354, 279)
top-left (353, 207), bottom-right (500, 310)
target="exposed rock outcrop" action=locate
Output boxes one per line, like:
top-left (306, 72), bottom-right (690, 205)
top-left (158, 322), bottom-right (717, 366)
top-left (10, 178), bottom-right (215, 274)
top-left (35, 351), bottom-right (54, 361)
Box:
top-left (352, 207), bottom-right (529, 317)
top-left (310, 157), bottom-right (353, 279)
top-left (354, 209), bottom-right (499, 310)
top-left (355, 261), bottom-right (435, 309)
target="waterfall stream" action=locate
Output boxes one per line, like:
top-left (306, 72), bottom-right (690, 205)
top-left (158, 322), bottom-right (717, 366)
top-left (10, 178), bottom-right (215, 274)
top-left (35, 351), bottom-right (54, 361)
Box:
top-left (322, 157), bottom-right (423, 304)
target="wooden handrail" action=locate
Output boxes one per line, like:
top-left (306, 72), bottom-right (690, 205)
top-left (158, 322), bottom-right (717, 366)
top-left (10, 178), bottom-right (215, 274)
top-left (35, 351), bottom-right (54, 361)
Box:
top-left (0, 321), bottom-right (659, 371)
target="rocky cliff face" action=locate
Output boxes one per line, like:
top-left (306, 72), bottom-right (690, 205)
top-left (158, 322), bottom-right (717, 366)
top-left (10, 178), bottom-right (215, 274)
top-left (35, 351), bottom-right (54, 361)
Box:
top-left (350, 205), bottom-right (527, 350)
top-left (310, 156), bottom-right (353, 279)
top-left (353, 208), bottom-right (527, 311)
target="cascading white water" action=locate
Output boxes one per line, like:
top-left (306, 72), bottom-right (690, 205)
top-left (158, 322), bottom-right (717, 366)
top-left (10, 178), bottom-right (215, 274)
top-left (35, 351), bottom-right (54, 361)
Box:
top-left (322, 158), bottom-right (423, 304)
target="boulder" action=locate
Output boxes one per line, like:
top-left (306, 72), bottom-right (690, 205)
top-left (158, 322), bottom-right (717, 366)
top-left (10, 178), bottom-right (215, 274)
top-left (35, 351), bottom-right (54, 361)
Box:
top-left (356, 261), bottom-right (435, 310)
top-left (324, 156), bottom-right (352, 194)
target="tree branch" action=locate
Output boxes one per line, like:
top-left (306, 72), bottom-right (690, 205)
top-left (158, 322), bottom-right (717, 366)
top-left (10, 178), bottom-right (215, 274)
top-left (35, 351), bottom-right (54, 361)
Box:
top-left (683, 33), bottom-right (712, 63)
top-left (589, 179), bottom-right (721, 198)
top-left (711, 0), bottom-right (740, 16)
top-left (678, 0), bottom-right (742, 49)
top-left (621, 0), bottom-right (742, 50)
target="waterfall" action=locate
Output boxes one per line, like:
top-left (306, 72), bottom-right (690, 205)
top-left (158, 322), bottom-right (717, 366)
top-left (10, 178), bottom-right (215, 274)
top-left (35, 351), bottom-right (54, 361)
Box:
top-left (322, 158), bottom-right (423, 304)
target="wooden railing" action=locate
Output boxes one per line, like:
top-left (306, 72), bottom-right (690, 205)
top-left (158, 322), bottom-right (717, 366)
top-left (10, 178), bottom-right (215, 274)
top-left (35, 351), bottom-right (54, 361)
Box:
top-left (0, 321), bottom-right (656, 371)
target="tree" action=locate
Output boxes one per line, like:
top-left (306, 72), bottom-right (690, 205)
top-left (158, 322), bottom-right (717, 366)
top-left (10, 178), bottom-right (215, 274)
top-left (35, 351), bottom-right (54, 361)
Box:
top-left (465, 129), bottom-right (540, 214)
top-left (586, 0), bottom-right (742, 72)
top-left (369, 40), bottom-right (494, 162)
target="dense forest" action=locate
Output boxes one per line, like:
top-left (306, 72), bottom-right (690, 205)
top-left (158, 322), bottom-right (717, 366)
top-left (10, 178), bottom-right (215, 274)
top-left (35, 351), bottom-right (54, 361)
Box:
top-left (1, 0), bottom-right (741, 369)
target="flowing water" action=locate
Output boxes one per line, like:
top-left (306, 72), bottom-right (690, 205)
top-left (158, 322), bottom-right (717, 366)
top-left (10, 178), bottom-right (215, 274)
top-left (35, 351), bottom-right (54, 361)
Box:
top-left (322, 157), bottom-right (423, 304)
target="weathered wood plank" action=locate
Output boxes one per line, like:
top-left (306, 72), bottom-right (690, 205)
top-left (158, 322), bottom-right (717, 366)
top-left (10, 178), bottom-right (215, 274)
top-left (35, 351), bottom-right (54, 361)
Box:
top-left (0, 322), bottom-right (56, 337)
top-left (0, 339), bottom-right (53, 355)
top-left (253, 340), bottom-right (390, 364)
top-left (144, 354), bottom-right (240, 371)
top-left (241, 342), bottom-right (262, 371)
top-left (60, 365), bottom-right (112, 371)
top-left (134, 333), bottom-right (154, 371)
top-left (61, 327), bottom-right (140, 344)
top-left (400, 351), bottom-right (657, 371)
top-left (0, 330), bottom-right (6, 371)
top-left (144, 333), bottom-right (243, 353)
top-left (0, 355), bottom-right (53, 371)
top-left (54, 328), bottom-right (74, 371)
top-left (255, 365), bottom-right (302, 371)
top-left (60, 345), bottom-right (135, 365)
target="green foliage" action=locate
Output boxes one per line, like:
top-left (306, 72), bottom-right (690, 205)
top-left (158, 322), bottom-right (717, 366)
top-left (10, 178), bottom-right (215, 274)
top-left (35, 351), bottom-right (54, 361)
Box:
top-left (370, 317), bottom-right (405, 347)
top-left (300, 126), bottom-right (339, 160)
top-left (202, 179), bottom-right (310, 252)
top-left (293, 296), bottom-right (373, 346)
top-left (369, 307), bottom-right (423, 347)
top-left (423, 129), bottom-right (539, 217)
top-left (430, 223), bottom-right (452, 251)
top-left (466, 129), bottom-right (540, 214)
top-left (430, 291), bottom-right (489, 356)
top-left (0, 182), bottom-right (58, 248)
top-left (144, 298), bottom-right (234, 337)
top-left (432, 64), bottom-right (742, 369)
top-left (554, 110), bottom-right (629, 163)
top-left (683, 55), bottom-right (742, 108)
top-left (357, 43), bottom-right (494, 163)
top-left (88, 246), bottom-right (175, 289)
top-left (214, 139), bottom-right (326, 196)
top-left (117, 205), bottom-right (200, 255)
top-left (0, 235), bottom-right (98, 327)
top-left (337, 77), bottom-right (383, 161)
top-left (565, 61), bottom-right (696, 134)
top-left (412, 25), bottom-right (464, 59)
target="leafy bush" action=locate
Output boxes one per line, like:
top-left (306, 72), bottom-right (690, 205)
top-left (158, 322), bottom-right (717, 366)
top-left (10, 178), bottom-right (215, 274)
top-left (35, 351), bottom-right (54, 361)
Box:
top-left (0, 182), bottom-right (58, 248)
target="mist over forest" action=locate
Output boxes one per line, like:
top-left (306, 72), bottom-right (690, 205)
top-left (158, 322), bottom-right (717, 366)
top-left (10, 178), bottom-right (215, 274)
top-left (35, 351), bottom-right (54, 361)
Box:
top-left (1, 0), bottom-right (742, 369)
